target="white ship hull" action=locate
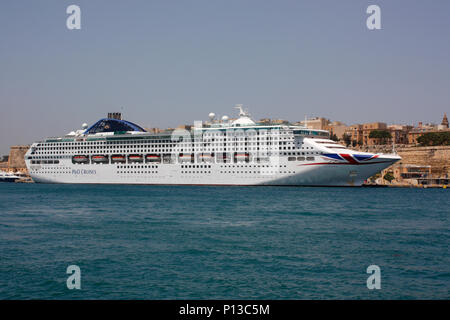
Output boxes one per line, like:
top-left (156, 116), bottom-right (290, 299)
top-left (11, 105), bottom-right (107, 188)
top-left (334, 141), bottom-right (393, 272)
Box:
top-left (27, 155), bottom-right (399, 186)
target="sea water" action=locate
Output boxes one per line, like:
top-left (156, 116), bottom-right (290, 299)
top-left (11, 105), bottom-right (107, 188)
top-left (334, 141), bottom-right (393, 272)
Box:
top-left (0, 184), bottom-right (448, 299)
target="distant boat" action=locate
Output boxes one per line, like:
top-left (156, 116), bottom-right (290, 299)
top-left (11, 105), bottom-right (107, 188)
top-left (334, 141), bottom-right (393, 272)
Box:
top-left (0, 171), bottom-right (20, 183)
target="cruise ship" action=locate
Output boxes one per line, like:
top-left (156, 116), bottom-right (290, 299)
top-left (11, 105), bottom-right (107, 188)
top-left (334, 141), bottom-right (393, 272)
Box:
top-left (25, 106), bottom-right (401, 186)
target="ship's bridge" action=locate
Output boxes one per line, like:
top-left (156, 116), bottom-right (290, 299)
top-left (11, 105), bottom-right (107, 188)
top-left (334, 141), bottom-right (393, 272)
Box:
top-left (84, 118), bottom-right (146, 134)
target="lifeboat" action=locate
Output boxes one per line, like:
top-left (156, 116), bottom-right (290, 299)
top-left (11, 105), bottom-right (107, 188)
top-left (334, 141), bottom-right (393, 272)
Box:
top-left (128, 154), bottom-right (144, 163)
top-left (179, 153), bottom-right (194, 163)
top-left (235, 153), bottom-right (250, 162)
top-left (145, 154), bottom-right (161, 163)
top-left (199, 153), bottom-right (214, 162)
top-left (91, 155), bottom-right (109, 163)
top-left (111, 154), bottom-right (126, 163)
top-left (72, 155), bottom-right (89, 164)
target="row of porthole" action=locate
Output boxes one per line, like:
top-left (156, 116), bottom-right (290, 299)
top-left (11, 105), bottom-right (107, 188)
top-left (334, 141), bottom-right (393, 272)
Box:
top-left (220, 164), bottom-right (288, 168)
top-left (219, 171), bottom-right (296, 174)
top-left (31, 171), bottom-right (71, 174)
top-left (181, 171), bottom-right (212, 174)
top-left (181, 165), bottom-right (212, 169)
top-left (117, 171), bottom-right (159, 174)
top-left (118, 165), bottom-right (159, 169)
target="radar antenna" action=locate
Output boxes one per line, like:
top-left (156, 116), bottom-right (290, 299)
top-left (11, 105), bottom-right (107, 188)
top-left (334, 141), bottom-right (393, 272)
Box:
top-left (234, 104), bottom-right (249, 117)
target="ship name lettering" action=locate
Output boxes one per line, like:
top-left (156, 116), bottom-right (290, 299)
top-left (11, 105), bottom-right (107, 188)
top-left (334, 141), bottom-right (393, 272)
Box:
top-left (72, 169), bottom-right (96, 175)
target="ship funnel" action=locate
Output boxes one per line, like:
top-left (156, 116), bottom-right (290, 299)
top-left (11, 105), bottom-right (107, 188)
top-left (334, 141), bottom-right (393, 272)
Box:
top-left (108, 112), bottom-right (122, 120)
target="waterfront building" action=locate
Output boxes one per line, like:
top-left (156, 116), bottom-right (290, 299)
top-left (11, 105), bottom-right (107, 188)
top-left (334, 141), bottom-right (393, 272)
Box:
top-left (362, 122), bottom-right (388, 145)
top-left (388, 125), bottom-right (412, 145)
top-left (408, 115), bottom-right (450, 144)
top-left (382, 164), bottom-right (448, 187)
top-left (297, 117), bottom-right (329, 130)
top-left (345, 124), bottom-right (363, 146)
top-left (326, 121), bottom-right (348, 140)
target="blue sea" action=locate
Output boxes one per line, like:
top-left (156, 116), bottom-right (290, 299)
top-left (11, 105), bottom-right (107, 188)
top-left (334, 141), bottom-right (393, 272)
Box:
top-left (0, 184), bottom-right (448, 299)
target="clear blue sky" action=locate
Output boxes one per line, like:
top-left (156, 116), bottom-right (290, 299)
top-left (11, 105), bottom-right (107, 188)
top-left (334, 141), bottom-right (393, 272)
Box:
top-left (1, 0), bottom-right (449, 155)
